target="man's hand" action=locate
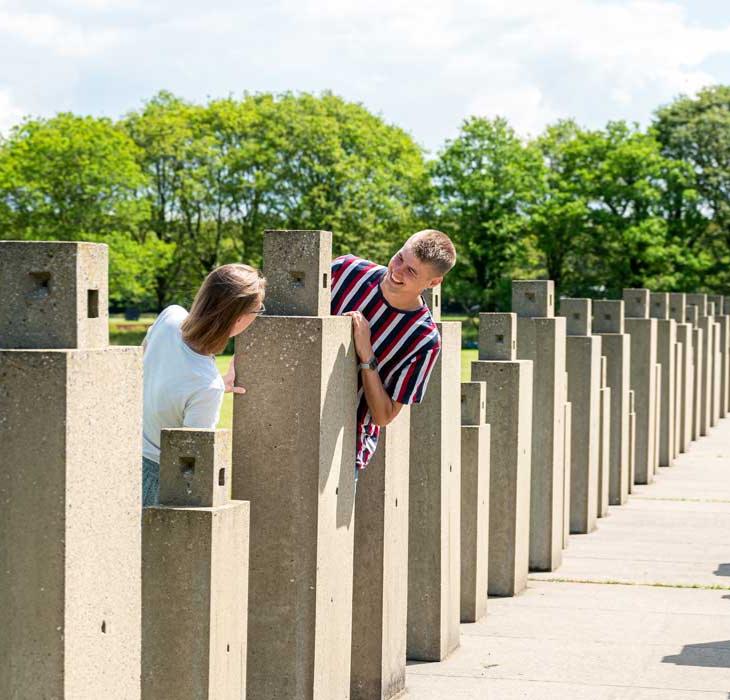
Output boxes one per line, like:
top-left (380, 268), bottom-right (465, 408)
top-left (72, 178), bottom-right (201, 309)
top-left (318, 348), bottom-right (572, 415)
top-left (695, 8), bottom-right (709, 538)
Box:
top-left (223, 358), bottom-right (247, 395)
top-left (344, 311), bottom-right (374, 362)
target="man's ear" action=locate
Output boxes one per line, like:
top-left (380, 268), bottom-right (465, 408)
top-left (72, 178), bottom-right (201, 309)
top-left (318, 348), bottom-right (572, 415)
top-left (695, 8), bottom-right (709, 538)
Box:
top-left (427, 277), bottom-right (444, 289)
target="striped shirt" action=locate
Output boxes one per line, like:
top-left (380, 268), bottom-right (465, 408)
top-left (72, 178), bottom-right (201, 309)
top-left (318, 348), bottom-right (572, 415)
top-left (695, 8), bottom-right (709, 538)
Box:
top-left (331, 254), bottom-right (441, 469)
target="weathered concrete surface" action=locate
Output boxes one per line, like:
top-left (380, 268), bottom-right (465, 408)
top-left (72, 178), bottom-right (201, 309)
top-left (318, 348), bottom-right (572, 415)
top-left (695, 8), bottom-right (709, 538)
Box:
top-left (421, 284), bottom-right (442, 322)
top-left (711, 309), bottom-right (728, 419)
top-left (675, 322), bottom-right (694, 454)
top-left (687, 294), bottom-right (713, 437)
top-left (711, 314), bottom-right (722, 426)
top-left (562, 397), bottom-right (572, 548)
top-left (707, 305), bottom-right (720, 427)
top-left (459, 383), bottom-right (490, 624)
top-left (262, 229), bottom-right (332, 316)
top-left (592, 299), bottom-right (630, 505)
top-left (143, 428), bottom-right (248, 700)
top-left (669, 293), bottom-right (690, 455)
top-left (597, 380), bottom-right (611, 518)
top-left (406, 417), bottom-right (730, 700)
top-left (709, 294), bottom-right (729, 416)
top-left (0, 348), bottom-right (142, 700)
top-left (351, 408), bottom-right (411, 700)
top-left (142, 502), bottom-right (249, 700)
top-left (672, 341), bottom-right (683, 459)
top-left (624, 317), bottom-right (658, 484)
top-left (0, 241), bottom-right (109, 349)
top-left (653, 363), bottom-right (661, 474)
top-left (686, 304), bottom-right (703, 442)
top-left (407, 321), bottom-right (461, 661)
top-left (471, 314), bottom-right (533, 597)
top-left (628, 390), bottom-right (636, 493)
top-left (653, 316), bottom-right (676, 467)
top-left (232, 315), bottom-right (357, 700)
top-left (560, 299), bottom-right (601, 534)
top-left (158, 428), bottom-right (232, 507)
top-left (514, 309), bottom-right (565, 572)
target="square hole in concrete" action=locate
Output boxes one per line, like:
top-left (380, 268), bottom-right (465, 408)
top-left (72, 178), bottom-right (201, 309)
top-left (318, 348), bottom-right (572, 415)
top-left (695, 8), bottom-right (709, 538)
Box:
top-left (28, 271), bottom-right (51, 299)
top-left (87, 289), bottom-right (99, 318)
top-left (179, 456), bottom-right (195, 480)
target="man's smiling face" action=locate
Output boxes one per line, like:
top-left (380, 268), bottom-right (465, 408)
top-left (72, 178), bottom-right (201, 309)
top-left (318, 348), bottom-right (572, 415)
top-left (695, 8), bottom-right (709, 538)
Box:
top-left (382, 238), bottom-right (442, 299)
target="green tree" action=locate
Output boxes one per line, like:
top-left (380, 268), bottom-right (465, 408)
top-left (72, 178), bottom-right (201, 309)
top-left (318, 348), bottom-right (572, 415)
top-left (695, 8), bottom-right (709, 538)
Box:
top-left (653, 85), bottom-right (730, 291)
top-left (530, 120), bottom-right (591, 296)
top-left (432, 116), bottom-right (543, 309)
top-left (576, 121), bottom-right (698, 295)
top-left (123, 91), bottom-right (429, 308)
top-left (0, 113), bottom-right (155, 306)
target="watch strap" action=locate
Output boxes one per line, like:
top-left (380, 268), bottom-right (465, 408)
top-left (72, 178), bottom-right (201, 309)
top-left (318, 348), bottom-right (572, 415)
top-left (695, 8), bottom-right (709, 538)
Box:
top-left (358, 355), bottom-right (378, 371)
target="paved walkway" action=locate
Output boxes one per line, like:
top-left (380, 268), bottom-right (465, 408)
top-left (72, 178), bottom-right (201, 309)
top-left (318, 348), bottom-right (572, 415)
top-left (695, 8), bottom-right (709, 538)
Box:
top-left (406, 417), bottom-right (730, 699)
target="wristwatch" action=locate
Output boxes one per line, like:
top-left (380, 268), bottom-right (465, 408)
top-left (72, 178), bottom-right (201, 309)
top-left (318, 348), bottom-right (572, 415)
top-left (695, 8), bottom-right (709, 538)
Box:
top-left (358, 355), bottom-right (378, 371)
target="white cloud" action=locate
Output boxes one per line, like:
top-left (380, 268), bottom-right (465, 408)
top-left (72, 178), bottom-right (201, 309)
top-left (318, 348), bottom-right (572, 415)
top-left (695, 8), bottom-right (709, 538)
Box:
top-left (0, 87), bottom-right (25, 134)
top-left (0, 0), bottom-right (728, 147)
top-left (0, 8), bottom-right (123, 57)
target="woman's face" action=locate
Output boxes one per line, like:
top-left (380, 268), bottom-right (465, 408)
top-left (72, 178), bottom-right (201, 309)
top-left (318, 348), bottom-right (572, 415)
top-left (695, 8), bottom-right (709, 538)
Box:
top-left (228, 298), bottom-right (265, 338)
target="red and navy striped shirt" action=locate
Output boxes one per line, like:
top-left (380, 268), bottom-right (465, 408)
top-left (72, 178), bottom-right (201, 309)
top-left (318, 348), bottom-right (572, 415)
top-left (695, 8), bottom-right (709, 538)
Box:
top-left (331, 254), bottom-right (441, 469)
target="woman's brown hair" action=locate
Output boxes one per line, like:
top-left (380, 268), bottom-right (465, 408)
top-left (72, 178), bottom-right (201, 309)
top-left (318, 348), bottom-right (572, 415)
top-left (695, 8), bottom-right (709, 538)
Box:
top-left (181, 264), bottom-right (265, 356)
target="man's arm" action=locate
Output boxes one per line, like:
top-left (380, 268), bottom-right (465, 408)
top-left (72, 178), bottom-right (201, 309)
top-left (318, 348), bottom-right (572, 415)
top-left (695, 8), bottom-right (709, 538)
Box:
top-left (345, 310), bottom-right (403, 427)
top-left (360, 366), bottom-right (404, 426)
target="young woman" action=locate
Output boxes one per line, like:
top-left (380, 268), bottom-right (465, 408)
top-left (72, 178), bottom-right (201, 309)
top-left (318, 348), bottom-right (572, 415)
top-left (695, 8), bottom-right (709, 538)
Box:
top-left (141, 263), bottom-right (265, 506)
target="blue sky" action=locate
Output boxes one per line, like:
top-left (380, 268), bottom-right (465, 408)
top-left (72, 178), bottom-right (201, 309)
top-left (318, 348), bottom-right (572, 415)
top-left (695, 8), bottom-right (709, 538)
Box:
top-left (1, 0), bottom-right (729, 153)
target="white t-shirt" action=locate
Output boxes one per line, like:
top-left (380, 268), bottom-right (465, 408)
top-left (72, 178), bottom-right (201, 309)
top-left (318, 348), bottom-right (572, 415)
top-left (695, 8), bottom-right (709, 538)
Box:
top-left (142, 305), bottom-right (225, 462)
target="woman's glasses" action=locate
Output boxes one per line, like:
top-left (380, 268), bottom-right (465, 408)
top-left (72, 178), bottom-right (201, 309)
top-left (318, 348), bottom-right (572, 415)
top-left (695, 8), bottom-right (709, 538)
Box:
top-left (252, 303), bottom-right (266, 315)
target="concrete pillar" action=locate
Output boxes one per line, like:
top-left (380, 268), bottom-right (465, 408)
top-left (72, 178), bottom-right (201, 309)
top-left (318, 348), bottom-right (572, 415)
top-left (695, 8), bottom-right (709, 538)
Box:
top-left (709, 294), bottom-right (729, 418)
top-left (471, 313), bottom-right (533, 597)
top-left (653, 364), bottom-right (661, 474)
top-left (686, 305), bottom-right (703, 442)
top-left (708, 302), bottom-right (722, 426)
top-left (142, 429), bottom-right (249, 700)
top-left (628, 390), bottom-right (636, 492)
top-left (649, 293), bottom-right (676, 467)
top-left (459, 382), bottom-right (490, 623)
top-left (0, 241), bottom-right (141, 700)
top-left (675, 318), bottom-right (694, 453)
top-left (687, 294), bottom-right (713, 436)
top-left (511, 280), bottom-right (565, 572)
top-left (562, 398), bottom-right (572, 548)
top-left (622, 289), bottom-right (658, 484)
top-left (351, 409), bottom-right (411, 700)
top-left (592, 300), bottom-right (631, 505)
top-left (407, 320), bottom-right (461, 661)
top-left (232, 230), bottom-right (357, 700)
top-left (722, 296), bottom-right (730, 414)
top-left (673, 341), bottom-right (683, 458)
top-left (669, 293), bottom-right (690, 453)
top-left (597, 357), bottom-right (611, 518)
top-left (559, 299), bottom-right (601, 534)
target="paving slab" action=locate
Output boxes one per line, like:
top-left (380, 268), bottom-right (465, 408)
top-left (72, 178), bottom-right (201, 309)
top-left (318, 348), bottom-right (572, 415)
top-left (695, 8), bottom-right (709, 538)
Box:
top-left (405, 417), bottom-right (730, 699)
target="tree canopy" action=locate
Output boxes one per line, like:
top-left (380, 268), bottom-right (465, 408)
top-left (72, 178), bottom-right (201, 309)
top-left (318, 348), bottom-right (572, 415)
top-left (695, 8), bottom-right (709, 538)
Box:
top-left (0, 88), bottom-right (727, 311)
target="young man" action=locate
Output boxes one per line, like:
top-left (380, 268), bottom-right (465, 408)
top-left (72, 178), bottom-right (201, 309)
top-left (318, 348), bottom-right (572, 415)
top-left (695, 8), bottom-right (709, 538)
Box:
top-left (331, 229), bottom-right (457, 473)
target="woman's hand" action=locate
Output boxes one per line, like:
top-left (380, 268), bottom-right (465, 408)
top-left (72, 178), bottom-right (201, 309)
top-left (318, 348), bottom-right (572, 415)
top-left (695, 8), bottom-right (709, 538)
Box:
top-left (223, 358), bottom-right (247, 394)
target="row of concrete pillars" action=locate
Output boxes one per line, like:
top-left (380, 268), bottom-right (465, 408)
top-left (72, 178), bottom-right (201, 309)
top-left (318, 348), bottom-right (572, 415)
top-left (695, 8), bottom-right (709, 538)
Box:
top-left (1, 235), bottom-right (728, 699)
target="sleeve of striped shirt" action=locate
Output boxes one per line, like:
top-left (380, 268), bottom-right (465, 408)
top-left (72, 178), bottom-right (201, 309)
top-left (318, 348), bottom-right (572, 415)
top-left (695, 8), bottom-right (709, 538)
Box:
top-left (331, 254), bottom-right (352, 287)
top-left (391, 345), bottom-right (441, 405)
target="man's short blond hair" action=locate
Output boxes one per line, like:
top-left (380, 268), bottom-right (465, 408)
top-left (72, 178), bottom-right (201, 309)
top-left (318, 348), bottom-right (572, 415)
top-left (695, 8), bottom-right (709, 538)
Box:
top-left (409, 229), bottom-right (456, 276)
